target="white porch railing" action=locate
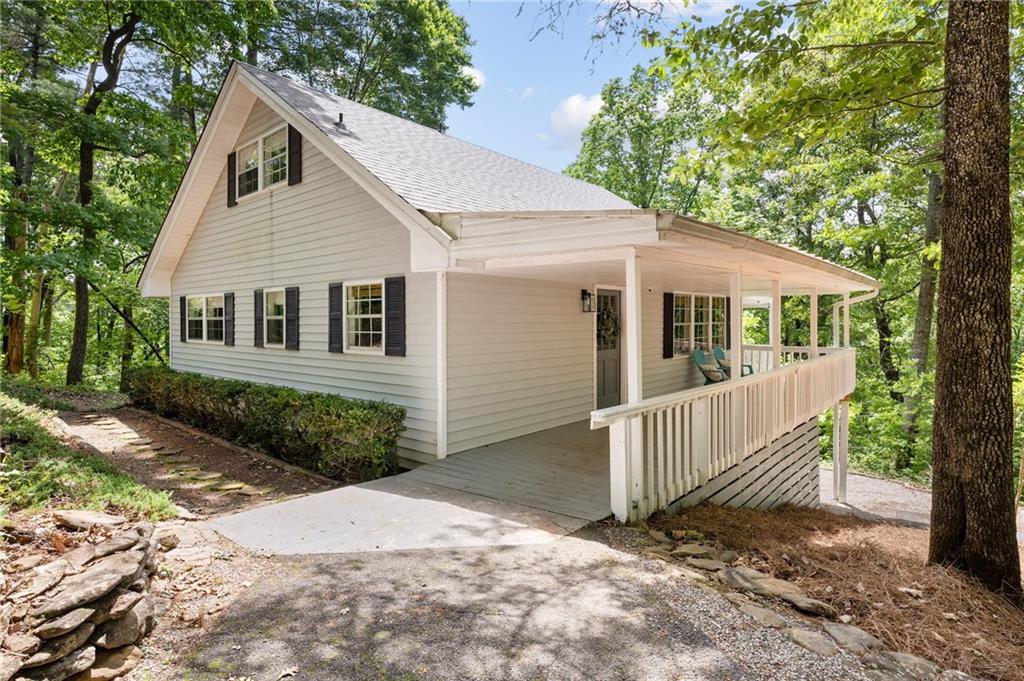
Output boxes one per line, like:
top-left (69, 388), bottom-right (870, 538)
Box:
top-left (591, 348), bottom-right (856, 521)
top-left (742, 344), bottom-right (840, 373)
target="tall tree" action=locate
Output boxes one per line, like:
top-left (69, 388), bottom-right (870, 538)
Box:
top-left (930, 0), bottom-right (1020, 598)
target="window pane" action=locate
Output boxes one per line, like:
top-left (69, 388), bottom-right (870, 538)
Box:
top-left (207, 320), bottom-right (224, 341)
top-left (187, 319), bottom-right (204, 340)
top-left (206, 296), bottom-right (224, 319)
top-left (187, 298), bottom-right (203, 319)
top-left (238, 142), bottom-right (259, 197)
top-left (345, 282), bottom-right (384, 351)
top-left (267, 318), bottom-right (284, 345)
top-left (266, 290), bottom-right (285, 318)
top-left (263, 129), bottom-right (288, 186)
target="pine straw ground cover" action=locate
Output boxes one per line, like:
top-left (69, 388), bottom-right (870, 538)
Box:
top-left (651, 505), bottom-right (1024, 681)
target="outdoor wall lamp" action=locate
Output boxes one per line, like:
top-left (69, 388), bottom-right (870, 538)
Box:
top-left (581, 289), bottom-right (595, 313)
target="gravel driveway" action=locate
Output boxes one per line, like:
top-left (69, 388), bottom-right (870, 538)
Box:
top-left (167, 534), bottom-right (868, 681)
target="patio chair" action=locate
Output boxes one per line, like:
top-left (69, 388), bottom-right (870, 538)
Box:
top-left (693, 349), bottom-right (727, 385)
top-left (713, 346), bottom-right (753, 378)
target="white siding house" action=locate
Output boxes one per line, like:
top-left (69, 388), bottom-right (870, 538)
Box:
top-left (141, 62), bottom-right (878, 520)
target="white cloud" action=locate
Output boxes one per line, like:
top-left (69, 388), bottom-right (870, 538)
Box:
top-left (550, 94), bottom-right (603, 141)
top-left (462, 66), bottom-right (486, 89)
top-left (521, 86), bottom-right (536, 101)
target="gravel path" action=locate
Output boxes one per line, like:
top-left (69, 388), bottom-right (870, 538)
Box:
top-left (163, 535), bottom-right (869, 681)
top-left (820, 467), bottom-right (1024, 543)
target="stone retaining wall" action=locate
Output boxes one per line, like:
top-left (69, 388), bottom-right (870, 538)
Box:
top-left (2, 511), bottom-right (162, 681)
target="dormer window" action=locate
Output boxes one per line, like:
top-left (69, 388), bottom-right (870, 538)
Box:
top-left (236, 126), bottom-right (288, 198)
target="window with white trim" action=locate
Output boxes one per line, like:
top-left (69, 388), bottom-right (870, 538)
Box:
top-left (186, 295), bottom-right (224, 342)
top-left (672, 293), bottom-right (728, 355)
top-left (236, 127), bottom-right (288, 198)
top-left (265, 289), bottom-right (285, 346)
top-left (344, 281), bottom-right (384, 353)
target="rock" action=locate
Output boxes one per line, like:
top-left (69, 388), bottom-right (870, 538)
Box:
top-left (780, 593), bottom-right (838, 618)
top-left (3, 632), bottom-right (41, 656)
top-left (786, 628), bottom-right (838, 657)
top-left (646, 528), bottom-right (672, 544)
top-left (1, 652), bottom-right (21, 681)
top-left (21, 623), bottom-right (94, 668)
top-left (92, 598), bottom-right (150, 650)
top-left (753, 577), bottom-right (804, 598)
top-left (19, 644), bottom-right (95, 681)
top-left (89, 536), bottom-right (136, 562)
top-left (10, 555), bottom-right (46, 572)
top-left (739, 603), bottom-right (787, 628)
top-left (87, 591), bottom-right (141, 627)
top-left (153, 529), bottom-right (179, 551)
top-left (822, 622), bottom-right (882, 655)
top-left (881, 651), bottom-right (942, 680)
top-left (686, 557), bottom-right (727, 571)
top-left (53, 511), bottom-right (125, 531)
top-left (73, 644), bottom-right (142, 681)
top-left (34, 609), bottom-right (95, 640)
top-left (670, 544), bottom-right (711, 558)
top-left (722, 592), bottom-right (748, 606)
top-left (10, 560), bottom-right (69, 602)
top-left (31, 553), bottom-right (143, 619)
top-left (839, 614), bottom-right (854, 624)
top-left (61, 546), bottom-right (96, 572)
top-left (0, 602), bottom-right (13, 644)
top-left (712, 550), bottom-right (739, 565)
top-left (717, 567), bottom-right (766, 592)
top-left (938, 671), bottom-right (974, 681)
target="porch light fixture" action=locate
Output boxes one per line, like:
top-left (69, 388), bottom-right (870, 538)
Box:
top-left (581, 289), bottom-right (595, 313)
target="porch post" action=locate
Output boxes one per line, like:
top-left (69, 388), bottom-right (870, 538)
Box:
top-left (624, 249), bottom-right (644, 515)
top-left (833, 300), bottom-right (840, 347)
top-left (729, 271), bottom-right (745, 462)
top-left (770, 279), bottom-right (782, 369)
top-left (809, 288), bottom-right (819, 358)
top-left (842, 291), bottom-right (851, 347)
top-left (832, 399), bottom-right (850, 503)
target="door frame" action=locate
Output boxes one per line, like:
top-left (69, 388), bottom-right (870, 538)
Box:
top-left (592, 283), bottom-right (628, 411)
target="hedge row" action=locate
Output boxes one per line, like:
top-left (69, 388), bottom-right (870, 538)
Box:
top-left (126, 366), bottom-right (405, 481)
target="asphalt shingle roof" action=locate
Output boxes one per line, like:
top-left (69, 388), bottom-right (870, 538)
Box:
top-left (240, 63), bottom-right (636, 214)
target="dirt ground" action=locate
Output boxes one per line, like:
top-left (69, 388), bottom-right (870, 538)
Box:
top-left (647, 505), bottom-right (1024, 681)
top-left (57, 408), bottom-right (334, 517)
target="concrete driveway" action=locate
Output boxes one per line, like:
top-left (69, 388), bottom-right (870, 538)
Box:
top-left (172, 535), bottom-right (866, 681)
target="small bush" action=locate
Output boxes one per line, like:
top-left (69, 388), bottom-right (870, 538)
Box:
top-left (126, 366), bottom-right (405, 481)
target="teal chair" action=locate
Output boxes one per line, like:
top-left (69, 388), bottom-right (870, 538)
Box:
top-left (693, 349), bottom-right (727, 385)
top-left (713, 346), bottom-right (753, 378)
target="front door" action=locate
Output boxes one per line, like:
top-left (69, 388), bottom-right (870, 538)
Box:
top-left (595, 289), bottom-right (622, 409)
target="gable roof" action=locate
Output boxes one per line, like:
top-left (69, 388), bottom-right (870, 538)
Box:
top-left (237, 62), bottom-right (634, 213)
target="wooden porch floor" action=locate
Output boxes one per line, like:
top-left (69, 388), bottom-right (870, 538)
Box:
top-left (401, 421), bottom-right (611, 521)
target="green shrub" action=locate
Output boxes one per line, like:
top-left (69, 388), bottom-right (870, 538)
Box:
top-left (0, 394), bottom-right (176, 520)
top-left (126, 366), bottom-right (405, 481)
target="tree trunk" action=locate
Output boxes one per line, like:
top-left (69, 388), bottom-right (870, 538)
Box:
top-left (65, 12), bottom-right (139, 385)
top-left (898, 171), bottom-right (943, 469)
top-left (41, 285), bottom-right (54, 347)
top-left (930, 0), bottom-right (1021, 598)
top-left (119, 305), bottom-right (134, 392)
top-left (871, 297), bottom-right (902, 402)
top-left (24, 272), bottom-right (45, 378)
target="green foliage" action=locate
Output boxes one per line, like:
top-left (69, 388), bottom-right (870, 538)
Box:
top-left (0, 392), bottom-right (175, 520)
top-left (126, 366), bottom-right (406, 481)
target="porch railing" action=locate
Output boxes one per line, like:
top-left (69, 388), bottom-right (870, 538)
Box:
top-left (742, 344), bottom-right (840, 373)
top-left (591, 347), bottom-right (856, 521)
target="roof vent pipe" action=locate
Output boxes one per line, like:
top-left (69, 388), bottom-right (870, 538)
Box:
top-left (336, 112), bottom-right (345, 127)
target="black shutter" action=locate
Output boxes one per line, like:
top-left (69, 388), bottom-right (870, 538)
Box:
top-left (179, 296), bottom-right (187, 343)
top-left (662, 292), bottom-right (674, 359)
top-left (384, 276), bottom-right (406, 357)
top-left (223, 292), bottom-right (235, 346)
top-left (328, 282), bottom-right (344, 353)
top-left (226, 152), bottom-right (237, 207)
top-left (253, 289), bottom-right (264, 348)
top-left (285, 286), bottom-right (300, 350)
top-left (287, 125), bottom-right (303, 186)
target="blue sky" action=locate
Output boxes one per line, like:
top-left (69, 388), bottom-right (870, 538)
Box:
top-left (444, 1), bottom-right (665, 173)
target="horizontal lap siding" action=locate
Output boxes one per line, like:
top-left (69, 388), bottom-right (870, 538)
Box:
top-left (446, 273), bottom-right (593, 454)
top-left (170, 100), bottom-right (437, 456)
top-left (642, 287), bottom-right (703, 398)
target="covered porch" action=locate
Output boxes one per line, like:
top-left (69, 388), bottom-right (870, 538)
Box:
top-left (429, 210), bottom-right (878, 521)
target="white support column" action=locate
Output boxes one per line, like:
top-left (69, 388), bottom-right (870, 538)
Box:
top-left (833, 300), bottom-right (840, 348)
top-left (608, 419), bottom-right (630, 521)
top-left (770, 279), bottom-right (782, 370)
top-left (842, 291), bottom-right (851, 348)
top-left (729, 272), bottom-right (745, 463)
top-left (809, 288), bottom-right (819, 358)
top-left (624, 249), bottom-right (644, 517)
top-left (832, 399), bottom-right (850, 503)
top-left (435, 271), bottom-right (448, 458)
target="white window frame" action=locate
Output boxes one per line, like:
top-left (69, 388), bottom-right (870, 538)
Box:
top-left (342, 279), bottom-right (386, 356)
top-left (235, 125), bottom-right (288, 200)
top-left (671, 292), bottom-right (728, 356)
top-left (262, 287), bottom-right (287, 348)
top-left (185, 294), bottom-right (225, 344)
